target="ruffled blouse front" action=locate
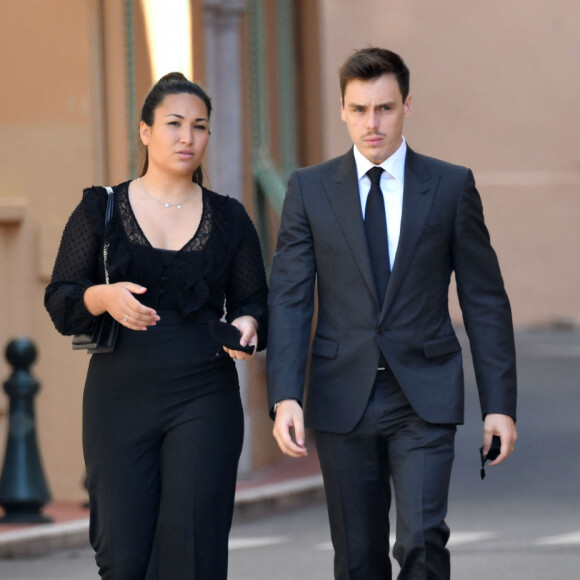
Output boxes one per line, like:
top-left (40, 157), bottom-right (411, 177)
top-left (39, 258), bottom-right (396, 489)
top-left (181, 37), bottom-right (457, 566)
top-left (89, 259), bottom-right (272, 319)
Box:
top-left (45, 181), bottom-right (268, 349)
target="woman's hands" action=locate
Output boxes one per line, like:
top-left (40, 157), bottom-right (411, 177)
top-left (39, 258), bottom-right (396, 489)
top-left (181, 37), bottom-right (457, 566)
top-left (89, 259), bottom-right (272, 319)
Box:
top-left (83, 282), bottom-right (160, 331)
top-left (224, 315), bottom-right (259, 360)
top-left (84, 285), bottom-right (259, 343)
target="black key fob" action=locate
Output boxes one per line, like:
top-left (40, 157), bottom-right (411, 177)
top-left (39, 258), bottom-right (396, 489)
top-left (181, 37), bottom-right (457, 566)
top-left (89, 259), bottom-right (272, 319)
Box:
top-left (209, 320), bottom-right (255, 355)
top-left (479, 435), bottom-right (501, 480)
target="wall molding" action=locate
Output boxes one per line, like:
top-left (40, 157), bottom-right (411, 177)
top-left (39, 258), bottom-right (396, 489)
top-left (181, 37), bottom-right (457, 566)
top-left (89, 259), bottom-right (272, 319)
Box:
top-left (0, 198), bottom-right (27, 225)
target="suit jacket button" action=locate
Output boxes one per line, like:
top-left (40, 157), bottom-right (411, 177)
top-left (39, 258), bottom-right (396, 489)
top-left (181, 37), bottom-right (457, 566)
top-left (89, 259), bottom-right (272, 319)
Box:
top-left (378, 327), bottom-right (385, 335)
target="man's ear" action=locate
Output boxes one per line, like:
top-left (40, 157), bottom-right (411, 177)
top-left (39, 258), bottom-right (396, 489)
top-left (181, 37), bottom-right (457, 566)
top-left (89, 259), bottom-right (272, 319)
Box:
top-left (404, 95), bottom-right (412, 118)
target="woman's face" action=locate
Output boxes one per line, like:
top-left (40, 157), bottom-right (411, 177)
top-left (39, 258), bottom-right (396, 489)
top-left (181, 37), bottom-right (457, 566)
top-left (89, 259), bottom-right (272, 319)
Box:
top-left (140, 92), bottom-right (210, 177)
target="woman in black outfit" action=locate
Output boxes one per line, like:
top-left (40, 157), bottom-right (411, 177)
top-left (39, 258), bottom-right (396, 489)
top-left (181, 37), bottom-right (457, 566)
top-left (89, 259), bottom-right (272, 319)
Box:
top-left (45, 73), bottom-right (268, 579)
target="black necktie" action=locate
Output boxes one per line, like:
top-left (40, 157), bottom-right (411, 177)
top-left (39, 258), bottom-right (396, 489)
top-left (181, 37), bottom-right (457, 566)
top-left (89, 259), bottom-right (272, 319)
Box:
top-left (364, 166), bottom-right (390, 302)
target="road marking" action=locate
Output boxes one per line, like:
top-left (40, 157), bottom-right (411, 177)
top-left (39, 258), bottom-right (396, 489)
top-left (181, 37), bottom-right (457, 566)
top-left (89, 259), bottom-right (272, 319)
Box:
top-left (448, 532), bottom-right (496, 546)
top-left (535, 531), bottom-right (580, 546)
top-left (314, 531), bottom-right (496, 551)
top-left (314, 542), bottom-right (332, 551)
top-left (229, 536), bottom-right (287, 550)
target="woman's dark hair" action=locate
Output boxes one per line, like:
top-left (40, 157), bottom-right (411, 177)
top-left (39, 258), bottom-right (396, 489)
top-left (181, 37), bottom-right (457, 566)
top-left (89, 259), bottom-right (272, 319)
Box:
top-left (339, 48), bottom-right (410, 103)
top-left (140, 72), bottom-right (212, 185)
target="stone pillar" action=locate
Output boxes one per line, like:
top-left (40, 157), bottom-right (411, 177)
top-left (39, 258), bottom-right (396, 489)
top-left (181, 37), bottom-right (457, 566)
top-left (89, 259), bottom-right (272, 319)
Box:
top-left (203, 0), bottom-right (247, 201)
top-left (202, 0), bottom-right (253, 474)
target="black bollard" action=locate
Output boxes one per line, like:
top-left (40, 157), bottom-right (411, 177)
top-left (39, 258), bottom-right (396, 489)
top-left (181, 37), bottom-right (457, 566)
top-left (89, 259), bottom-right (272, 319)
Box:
top-left (0, 338), bottom-right (52, 523)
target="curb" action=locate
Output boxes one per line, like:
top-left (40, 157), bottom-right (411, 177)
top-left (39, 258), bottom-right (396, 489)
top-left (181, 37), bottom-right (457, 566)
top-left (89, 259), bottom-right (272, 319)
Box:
top-left (0, 476), bottom-right (325, 559)
top-left (0, 519), bottom-right (89, 559)
top-left (234, 475), bottom-right (325, 521)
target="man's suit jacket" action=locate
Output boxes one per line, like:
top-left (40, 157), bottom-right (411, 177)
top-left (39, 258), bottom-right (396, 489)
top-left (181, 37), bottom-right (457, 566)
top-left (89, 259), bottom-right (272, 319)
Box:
top-left (267, 147), bottom-right (517, 434)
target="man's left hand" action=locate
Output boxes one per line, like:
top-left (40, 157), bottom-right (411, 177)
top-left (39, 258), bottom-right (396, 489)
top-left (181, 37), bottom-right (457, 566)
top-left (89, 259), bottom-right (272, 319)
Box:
top-left (482, 413), bottom-right (517, 466)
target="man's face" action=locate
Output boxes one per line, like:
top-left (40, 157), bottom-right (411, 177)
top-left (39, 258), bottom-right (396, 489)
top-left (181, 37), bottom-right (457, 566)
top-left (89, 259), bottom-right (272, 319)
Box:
top-left (341, 73), bottom-right (412, 164)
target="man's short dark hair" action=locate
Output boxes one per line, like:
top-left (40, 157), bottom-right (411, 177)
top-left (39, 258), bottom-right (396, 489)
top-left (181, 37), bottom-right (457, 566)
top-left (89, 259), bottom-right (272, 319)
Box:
top-left (339, 47), bottom-right (410, 102)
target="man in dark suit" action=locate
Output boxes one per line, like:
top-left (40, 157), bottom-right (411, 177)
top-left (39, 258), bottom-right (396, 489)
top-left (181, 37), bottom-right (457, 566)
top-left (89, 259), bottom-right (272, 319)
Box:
top-left (267, 47), bottom-right (517, 579)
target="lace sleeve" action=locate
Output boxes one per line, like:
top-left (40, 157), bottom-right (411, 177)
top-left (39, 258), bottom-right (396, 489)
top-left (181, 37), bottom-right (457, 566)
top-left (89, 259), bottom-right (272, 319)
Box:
top-left (44, 194), bottom-right (104, 335)
top-left (224, 207), bottom-right (268, 350)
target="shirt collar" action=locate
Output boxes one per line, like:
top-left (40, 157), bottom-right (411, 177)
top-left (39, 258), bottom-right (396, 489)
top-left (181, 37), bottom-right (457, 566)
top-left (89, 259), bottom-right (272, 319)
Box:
top-left (353, 137), bottom-right (407, 185)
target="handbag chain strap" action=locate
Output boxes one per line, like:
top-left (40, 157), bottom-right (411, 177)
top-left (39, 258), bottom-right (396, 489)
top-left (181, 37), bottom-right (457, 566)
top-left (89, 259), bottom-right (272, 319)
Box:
top-left (103, 187), bottom-right (114, 285)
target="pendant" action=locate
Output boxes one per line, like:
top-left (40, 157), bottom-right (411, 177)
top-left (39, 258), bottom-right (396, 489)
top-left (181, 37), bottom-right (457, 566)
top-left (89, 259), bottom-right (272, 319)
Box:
top-left (164, 203), bottom-right (170, 208)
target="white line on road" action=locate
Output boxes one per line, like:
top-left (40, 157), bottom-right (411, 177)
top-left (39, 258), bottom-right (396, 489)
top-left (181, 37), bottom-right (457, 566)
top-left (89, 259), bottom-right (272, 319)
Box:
top-left (314, 542), bottom-right (332, 551)
top-left (314, 531), bottom-right (496, 551)
top-left (447, 532), bottom-right (496, 546)
top-left (535, 531), bottom-right (580, 546)
top-left (229, 536), bottom-right (287, 550)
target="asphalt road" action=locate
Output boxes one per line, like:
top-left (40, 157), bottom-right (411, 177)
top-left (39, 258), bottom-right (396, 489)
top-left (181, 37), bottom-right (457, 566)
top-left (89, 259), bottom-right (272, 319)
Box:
top-left (1, 328), bottom-right (579, 579)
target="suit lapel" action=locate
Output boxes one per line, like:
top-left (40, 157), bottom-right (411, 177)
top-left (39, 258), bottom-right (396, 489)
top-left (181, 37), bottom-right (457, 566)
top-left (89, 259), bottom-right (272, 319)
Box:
top-left (380, 148), bottom-right (438, 319)
top-left (322, 150), bottom-right (379, 305)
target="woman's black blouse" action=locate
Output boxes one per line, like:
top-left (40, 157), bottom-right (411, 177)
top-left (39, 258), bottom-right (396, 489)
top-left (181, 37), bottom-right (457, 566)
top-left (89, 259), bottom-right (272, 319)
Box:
top-left (45, 181), bottom-right (268, 349)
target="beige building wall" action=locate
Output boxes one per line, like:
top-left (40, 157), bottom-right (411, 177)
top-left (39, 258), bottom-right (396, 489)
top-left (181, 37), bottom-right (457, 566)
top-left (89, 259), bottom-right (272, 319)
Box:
top-left (0, 0), bottom-right (111, 501)
top-left (0, 0), bottom-right (154, 502)
top-left (0, 0), bottom-right (268, 503)
top-left (318, 0), bottom-right (580, 326)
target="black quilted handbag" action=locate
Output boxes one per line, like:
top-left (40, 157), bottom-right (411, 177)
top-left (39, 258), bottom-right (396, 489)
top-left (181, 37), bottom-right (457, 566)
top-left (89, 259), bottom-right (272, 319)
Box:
top-left (72, 187), bottom-right (119, 354)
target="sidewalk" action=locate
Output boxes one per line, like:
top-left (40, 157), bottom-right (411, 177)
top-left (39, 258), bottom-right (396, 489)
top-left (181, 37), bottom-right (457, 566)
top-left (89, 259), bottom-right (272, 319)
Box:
top-left (0, 451), bottom-right (323, 559)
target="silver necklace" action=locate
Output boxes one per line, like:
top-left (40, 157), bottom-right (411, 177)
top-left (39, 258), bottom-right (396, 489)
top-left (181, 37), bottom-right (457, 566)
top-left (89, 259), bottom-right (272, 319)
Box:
top-left (138, 177), bottom-right (197, 209)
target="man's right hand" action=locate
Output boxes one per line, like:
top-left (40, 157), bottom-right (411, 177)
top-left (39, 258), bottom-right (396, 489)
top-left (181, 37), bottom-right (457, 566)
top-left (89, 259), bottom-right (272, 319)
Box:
top-left (272, 400), bottom-right (308, 458)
